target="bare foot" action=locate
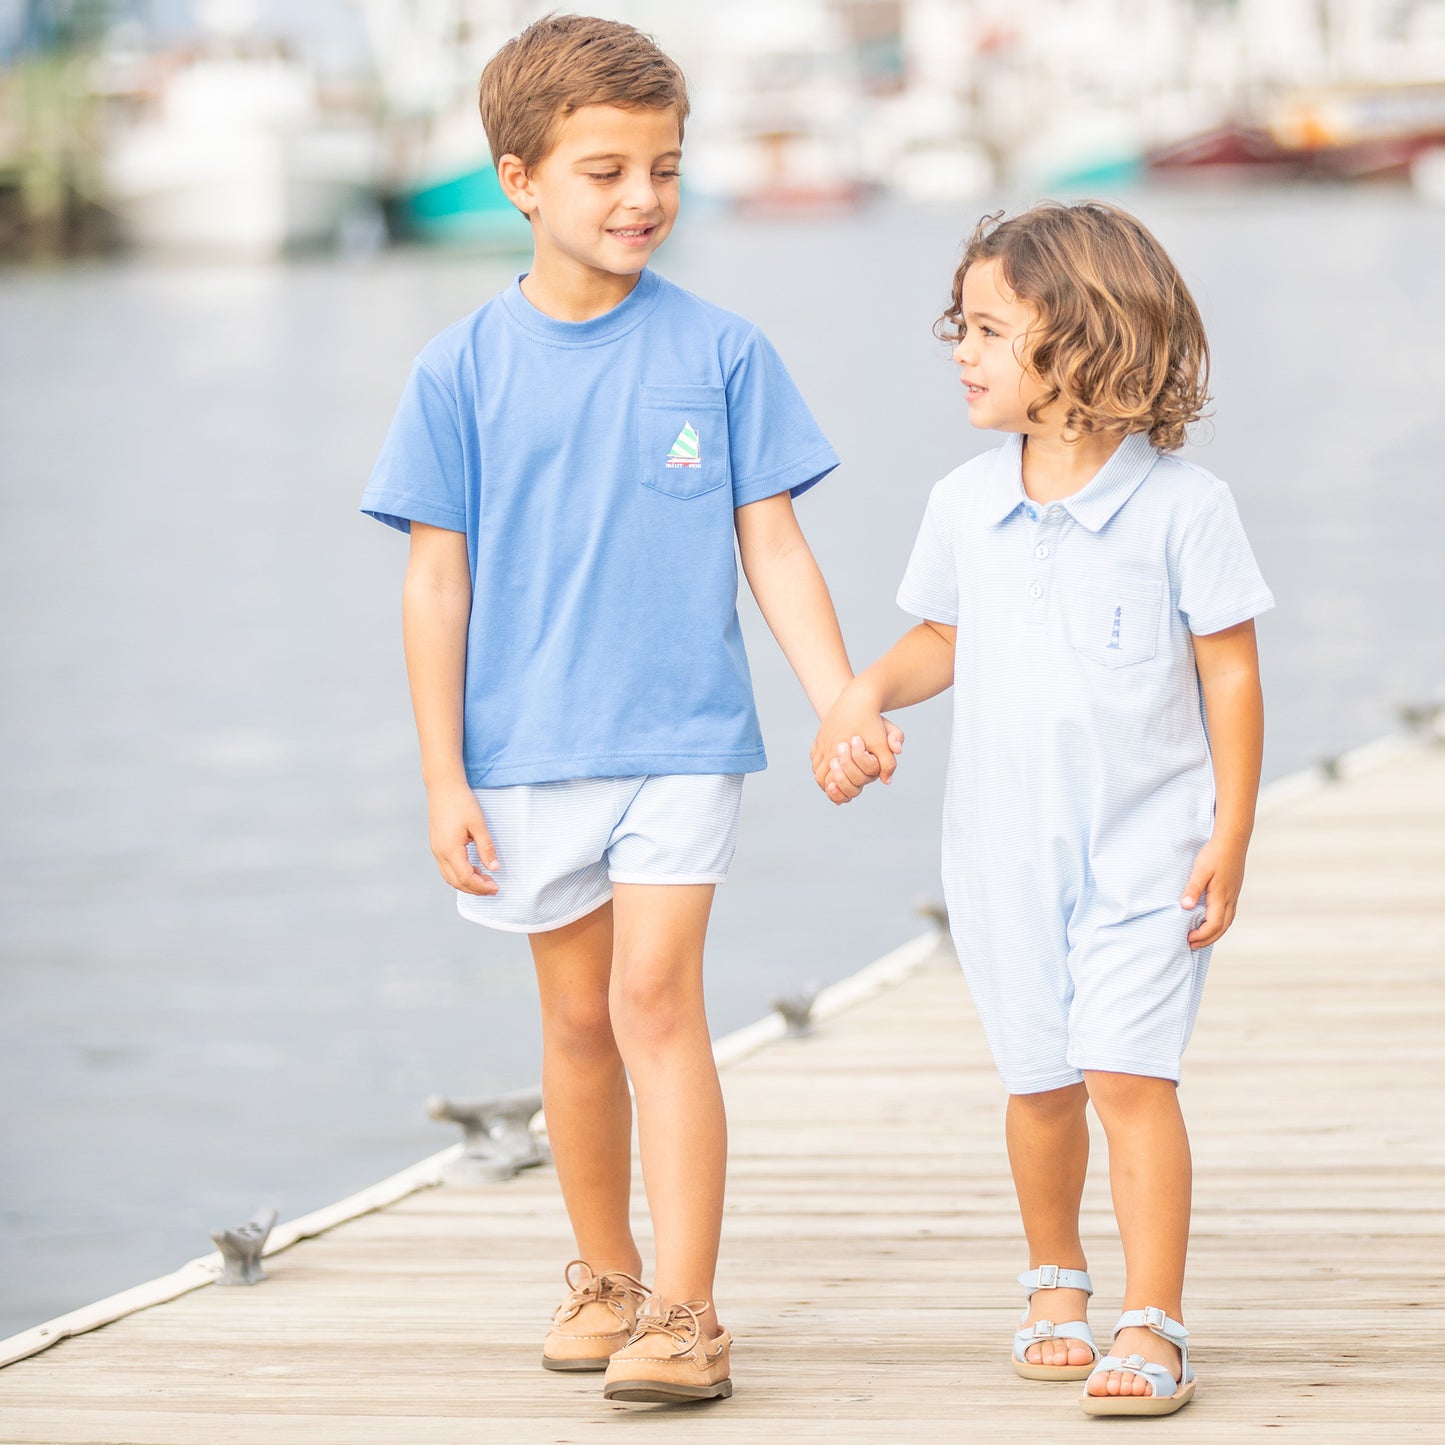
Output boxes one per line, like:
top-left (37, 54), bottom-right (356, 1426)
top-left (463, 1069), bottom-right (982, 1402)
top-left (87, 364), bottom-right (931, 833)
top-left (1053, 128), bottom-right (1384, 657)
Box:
top-left (1085, 1324), bottom-right (1182, 1397)
top-left (1022, 1285), bottom-right (1094, 1369)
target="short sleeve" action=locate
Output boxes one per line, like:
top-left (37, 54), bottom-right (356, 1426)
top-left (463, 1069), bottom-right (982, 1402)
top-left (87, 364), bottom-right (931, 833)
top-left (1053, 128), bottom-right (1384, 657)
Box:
top-left (360, 359), bottom-right (468, 534)
top-left (1176, 481), bottom-right (1274, 635)
top-left (896, 496), bottom-right (959, 625)
top-left (725, 328), bottom-right (839, 507)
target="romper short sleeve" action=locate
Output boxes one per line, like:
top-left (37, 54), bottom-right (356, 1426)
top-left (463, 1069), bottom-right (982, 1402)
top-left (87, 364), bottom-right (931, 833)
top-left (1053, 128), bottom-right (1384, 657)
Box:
top-left (725, 328), bottom-right (839, 507)
top-left (897, 493), bottom-right (959, 625)
top-left (1175, 480), bottom-right (1274, 635)
top-left (360, 359), bottom-right (468, 535)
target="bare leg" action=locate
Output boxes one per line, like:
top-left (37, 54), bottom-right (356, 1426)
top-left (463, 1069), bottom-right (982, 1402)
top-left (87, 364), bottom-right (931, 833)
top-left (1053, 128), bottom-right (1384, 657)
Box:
top-left (1007, 1083), bottom-right (1094, 1367)
top-left (1083, 1070), bottom-right (1192, 1398)
top-left (609, 883), bottom-right (725, 1336)
top-left (530, 901), bottom-right (642, 1278)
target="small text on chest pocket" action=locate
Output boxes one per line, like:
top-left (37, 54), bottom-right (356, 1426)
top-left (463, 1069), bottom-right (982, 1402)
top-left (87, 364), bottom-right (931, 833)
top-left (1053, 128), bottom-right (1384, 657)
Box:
top-left (638, 384), bottom-right (729, 501)
top-left (1067, 580), bottom-right (1162, 669)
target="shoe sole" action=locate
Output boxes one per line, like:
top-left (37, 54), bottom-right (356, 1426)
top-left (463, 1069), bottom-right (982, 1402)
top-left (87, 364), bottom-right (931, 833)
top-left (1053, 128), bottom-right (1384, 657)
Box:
top-left (1012, 1359), bottom-right (1097, 1382)
top-left (541, 1354), bottom-right (611, 1373)
top-left (602, 1378), bottom-right (733, 1402)
top-left (1079, 1378), bottom-right (1196, 1416)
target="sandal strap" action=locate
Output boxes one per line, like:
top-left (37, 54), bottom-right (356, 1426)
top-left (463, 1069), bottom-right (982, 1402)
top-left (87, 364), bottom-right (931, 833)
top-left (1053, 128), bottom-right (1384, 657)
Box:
top-left (1017, 1265), bottom-right (1093, 1297)
top-left (1113, 1306), bottom-right (1189, 1353)
top-left (1085, 1352), bottom-right (1186, 1400)
top-left (1012, 1318), bottom-right (1098, 1365)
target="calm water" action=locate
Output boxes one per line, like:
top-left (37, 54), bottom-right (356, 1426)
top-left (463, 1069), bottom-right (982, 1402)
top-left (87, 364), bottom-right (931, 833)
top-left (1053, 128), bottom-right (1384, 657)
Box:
top-left (2, 190), bottom-right (1443, 1336)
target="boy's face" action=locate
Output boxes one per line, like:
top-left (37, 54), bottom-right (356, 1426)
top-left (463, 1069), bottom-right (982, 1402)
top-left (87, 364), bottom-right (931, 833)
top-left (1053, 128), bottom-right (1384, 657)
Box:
top-left (504, 104), bottom-right (681, 294)
top-left (952, 259), bottom-right (1051, 434)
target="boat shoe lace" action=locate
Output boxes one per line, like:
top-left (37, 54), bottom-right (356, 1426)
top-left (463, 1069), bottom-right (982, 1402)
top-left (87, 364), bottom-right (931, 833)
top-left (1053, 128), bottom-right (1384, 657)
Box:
top-left (551, 1260), bottom-right (649, 1327)
top-left (625, 1298), bottom-right (714, 1356)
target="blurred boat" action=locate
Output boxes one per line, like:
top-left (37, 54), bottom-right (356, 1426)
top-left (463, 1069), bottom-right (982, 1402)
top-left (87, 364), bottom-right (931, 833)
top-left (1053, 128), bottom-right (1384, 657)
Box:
top-left (383, 99), bottom-right (528, 248)
top-left (681, 0), bottom-right (867, 214)
top-left (1147, 82), bottom-right (1445, 183)
top-left (356, 0), bottom-right (533, 247)
top-left (101, 46), bottom-right (381, 259)
top-left (1146, 123), bottom-right (1304, 180)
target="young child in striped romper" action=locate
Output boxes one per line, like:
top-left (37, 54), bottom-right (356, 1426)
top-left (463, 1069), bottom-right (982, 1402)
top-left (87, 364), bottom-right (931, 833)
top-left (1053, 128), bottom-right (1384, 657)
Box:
top-left (814, 202), bottom-right (1272, 1418)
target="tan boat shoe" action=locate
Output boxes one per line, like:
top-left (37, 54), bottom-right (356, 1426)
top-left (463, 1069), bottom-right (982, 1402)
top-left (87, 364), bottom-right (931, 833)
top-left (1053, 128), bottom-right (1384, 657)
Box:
top-left (602, 1296), bottom-right (733, 1403)
top-left (541, 1259), bottom-right (650, 1372)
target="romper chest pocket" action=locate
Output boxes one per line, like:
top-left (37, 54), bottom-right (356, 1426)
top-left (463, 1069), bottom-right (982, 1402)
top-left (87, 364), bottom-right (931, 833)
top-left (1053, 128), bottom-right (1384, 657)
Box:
top-left (1066, 578), bottom-right (1163, 669)
top-left (638, 384), bottom-right (729, 500)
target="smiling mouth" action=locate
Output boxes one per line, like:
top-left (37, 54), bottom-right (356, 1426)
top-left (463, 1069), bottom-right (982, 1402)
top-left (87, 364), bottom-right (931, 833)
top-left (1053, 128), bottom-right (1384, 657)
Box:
top-left (608, 224), bottom-right (656, 241)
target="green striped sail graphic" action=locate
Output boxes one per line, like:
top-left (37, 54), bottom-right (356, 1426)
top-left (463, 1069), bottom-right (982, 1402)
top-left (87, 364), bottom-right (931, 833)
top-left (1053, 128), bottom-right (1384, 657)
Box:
top-left (665, 420), bottom-right (701, 467)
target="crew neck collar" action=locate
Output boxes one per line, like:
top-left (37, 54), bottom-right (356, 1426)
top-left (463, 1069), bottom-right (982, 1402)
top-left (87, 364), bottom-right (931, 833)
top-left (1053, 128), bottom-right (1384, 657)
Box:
top-left (499, 268), bottom-right (663, 347)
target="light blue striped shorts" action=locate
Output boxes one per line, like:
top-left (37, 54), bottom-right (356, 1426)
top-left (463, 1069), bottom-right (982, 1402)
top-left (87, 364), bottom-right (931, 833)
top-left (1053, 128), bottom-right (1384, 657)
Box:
top-left (460, 773), bottom-right (744, 933)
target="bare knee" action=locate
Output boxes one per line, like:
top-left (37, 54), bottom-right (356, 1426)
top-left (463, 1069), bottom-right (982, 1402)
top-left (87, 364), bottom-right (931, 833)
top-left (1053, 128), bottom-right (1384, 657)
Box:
top-left (1084, 1070), bottom-right (1177, 1122)
top-left (541, 986), bottom-right (618, 1064)
top-left (1009, 1082), bottom-right (1089, 1124)
top-left (610, 955), bottom-right (704, 1051)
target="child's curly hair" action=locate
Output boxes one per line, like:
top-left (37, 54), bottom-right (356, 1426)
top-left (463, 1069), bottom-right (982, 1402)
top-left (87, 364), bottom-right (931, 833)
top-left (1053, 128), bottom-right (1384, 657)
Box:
top-left (937, 202), bottom-right (1210, 452)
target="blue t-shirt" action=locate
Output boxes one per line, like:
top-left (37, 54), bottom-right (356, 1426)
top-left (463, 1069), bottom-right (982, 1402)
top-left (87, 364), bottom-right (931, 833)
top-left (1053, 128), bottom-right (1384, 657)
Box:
top-left (361, 268), bottom-right (838, 787)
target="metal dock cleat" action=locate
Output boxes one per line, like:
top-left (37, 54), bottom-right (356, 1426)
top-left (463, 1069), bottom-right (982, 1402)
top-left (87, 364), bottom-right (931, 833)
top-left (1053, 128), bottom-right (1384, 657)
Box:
top-left (210, 1206), bottom-right (278, 1286)
top-left (771, 986), bottom-right (820, 1038)
top-left (426, 1087), bottom-right (550, 1185)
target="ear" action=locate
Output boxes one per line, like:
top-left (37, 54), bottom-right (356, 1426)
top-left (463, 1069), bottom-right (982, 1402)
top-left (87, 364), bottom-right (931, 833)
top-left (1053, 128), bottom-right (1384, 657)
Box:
top-left (496, 153), bottom-right (536, 216)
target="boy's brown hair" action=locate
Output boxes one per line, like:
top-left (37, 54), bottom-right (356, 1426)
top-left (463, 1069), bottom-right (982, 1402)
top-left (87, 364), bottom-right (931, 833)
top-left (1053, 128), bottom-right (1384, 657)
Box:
top-left (478, 14), bottom-right (690, 169)
top-left (938, 202), bottom-right (1210, 452)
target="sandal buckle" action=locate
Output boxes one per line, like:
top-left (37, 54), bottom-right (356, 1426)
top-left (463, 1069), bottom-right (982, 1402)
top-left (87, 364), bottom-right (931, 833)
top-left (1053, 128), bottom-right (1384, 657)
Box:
top-left (1032, 1320), bottom-right (1055, 1339)
top-left (1036, 1265), bottom-right (1059, 1289)
top-left (1143, 1306), bottom-right (1165, 1330)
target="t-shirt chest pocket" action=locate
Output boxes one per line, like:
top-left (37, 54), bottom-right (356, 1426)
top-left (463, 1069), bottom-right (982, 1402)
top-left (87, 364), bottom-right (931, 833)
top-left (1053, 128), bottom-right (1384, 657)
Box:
top-left (1065, 578), bottom-right (1163, 669)
top-left (638, 384), bottom-right (729, 500)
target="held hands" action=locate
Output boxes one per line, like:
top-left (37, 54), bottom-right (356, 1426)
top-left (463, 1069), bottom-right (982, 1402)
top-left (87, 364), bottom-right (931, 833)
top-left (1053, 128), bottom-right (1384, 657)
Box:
top-left (810, 682), bottom-right (905, 806)
top-left (428, 782), bottom-right (500, 896)
top-left (1182, 832), bottom-right (1249, 948)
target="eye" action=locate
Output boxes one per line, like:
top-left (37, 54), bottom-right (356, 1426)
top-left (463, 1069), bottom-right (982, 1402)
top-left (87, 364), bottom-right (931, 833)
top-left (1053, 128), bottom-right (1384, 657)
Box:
top-left (653, 167), bottom-right (681, 181)
top-left (982, 327), bottom-right (999, 339)
top-left (586, 170), bottom-right (622, 182)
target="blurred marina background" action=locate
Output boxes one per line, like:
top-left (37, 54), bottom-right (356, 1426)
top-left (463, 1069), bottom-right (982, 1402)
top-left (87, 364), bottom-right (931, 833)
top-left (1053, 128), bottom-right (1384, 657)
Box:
top-left (3, 1), bottom-right (1444, 1340)
top-left (4, 0), bottom-right (1445, 255)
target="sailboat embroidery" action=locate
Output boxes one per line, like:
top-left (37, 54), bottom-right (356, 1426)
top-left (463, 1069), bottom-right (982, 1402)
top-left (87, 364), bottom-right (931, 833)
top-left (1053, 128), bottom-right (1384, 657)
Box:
top-left (665, 421), bottom-right (701, 468)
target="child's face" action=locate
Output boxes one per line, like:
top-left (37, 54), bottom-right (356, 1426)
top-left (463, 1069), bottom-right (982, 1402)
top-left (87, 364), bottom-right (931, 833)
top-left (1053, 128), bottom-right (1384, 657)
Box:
top-left (951, 259), bottom-right (1052, 435)
top-left (506, 104), bottom-right (681, 291)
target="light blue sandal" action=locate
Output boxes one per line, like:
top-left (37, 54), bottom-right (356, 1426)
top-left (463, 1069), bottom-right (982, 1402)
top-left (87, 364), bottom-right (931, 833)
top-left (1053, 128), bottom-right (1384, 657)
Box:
top-left (1011, 1265), bottom-right (1099, 1381)
top-left (1079, 1306), bottom-right (1196, 1416)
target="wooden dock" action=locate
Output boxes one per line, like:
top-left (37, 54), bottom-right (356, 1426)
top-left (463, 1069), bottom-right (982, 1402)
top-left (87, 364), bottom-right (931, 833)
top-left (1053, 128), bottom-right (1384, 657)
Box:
top-left (2, 735), bottom-right (1442, 1443)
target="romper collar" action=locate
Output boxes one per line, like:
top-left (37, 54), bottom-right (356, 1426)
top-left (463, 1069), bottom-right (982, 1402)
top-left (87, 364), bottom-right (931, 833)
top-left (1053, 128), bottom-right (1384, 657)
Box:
top-left (983, 431), bottom-right (1160, 532)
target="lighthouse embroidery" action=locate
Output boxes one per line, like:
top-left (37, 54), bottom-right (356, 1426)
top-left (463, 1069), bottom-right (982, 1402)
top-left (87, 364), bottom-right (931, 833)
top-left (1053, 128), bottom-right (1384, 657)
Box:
top-left (1107, 604), bottom-right (1123, 651)
top-left (665, 421), bottom-right (701, 468)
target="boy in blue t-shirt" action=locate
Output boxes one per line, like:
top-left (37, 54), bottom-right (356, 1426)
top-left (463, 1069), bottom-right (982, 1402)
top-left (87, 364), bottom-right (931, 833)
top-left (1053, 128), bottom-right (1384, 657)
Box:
top-left (361, 15), bottom-right (896, 1405)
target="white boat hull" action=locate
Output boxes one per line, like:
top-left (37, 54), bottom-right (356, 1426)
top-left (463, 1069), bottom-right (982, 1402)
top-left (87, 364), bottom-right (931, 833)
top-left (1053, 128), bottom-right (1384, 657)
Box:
top-left (107, 126), bottom-right (377, 258)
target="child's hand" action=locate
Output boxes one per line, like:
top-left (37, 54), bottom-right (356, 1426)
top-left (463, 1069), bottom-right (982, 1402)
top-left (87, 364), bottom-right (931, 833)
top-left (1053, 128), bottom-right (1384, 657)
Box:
top-left (427, 782), bottom-right (500, 896)
top-left (823, 736), bottom-right (889, 803)
top-left (1182, 832), bottom-right (1248, 948)
top-left (811, 684), bottom-right (904, 804)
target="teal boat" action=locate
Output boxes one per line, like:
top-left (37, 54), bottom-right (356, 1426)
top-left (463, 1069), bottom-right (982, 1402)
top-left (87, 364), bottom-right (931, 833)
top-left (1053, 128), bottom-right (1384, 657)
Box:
top-left (395, 162), bottom-right (530, 248)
